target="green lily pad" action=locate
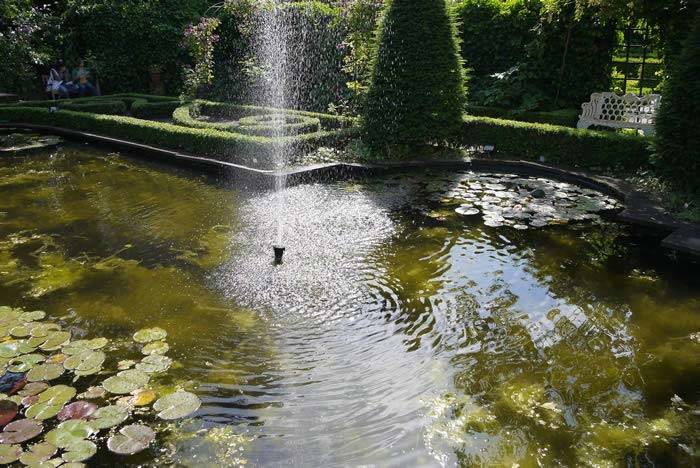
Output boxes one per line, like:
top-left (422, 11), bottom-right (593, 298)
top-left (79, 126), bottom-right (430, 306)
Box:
top-left (39, 331), bottom-right (72, 351)
top-left (9, 325), bottom-right (30, 338)
top-left (141, 341), bottom-right (169, 355)
top-left (57, 401), bottom-right (98, 421)
top-left (27, 363), bottom-right (64, 382)
top-left (76, 386), bottom-right (105, 400)
top-left (88, 405), bottom-right (129, 430)
top-left (26, 385), bottom-right (77, 420)
top-left (62, 338), bottom-right (108, 355)
top-left (153, 391), bottom-right (201, 420)
top-left (117, 360), bottom-right (135, 370)
top-left (107, 424), bottom-right (155, 455)
top-left (0, 418), bottom-right (43, 444)
top-left (64, 350), bottom-right (105, 376)
top-left (8, 353), bottom-right (45, 372)
top-left (0, 342), bottom-right (22, 359)
top-left (19, 311), bottom-right (46, 322)
top-left (132, 327), bottom-right (167, 344)
top-left (28, 323), bottom-right (61, 339)
top-left (19, 441), bottom-right (57, 465)
top-left (102, 369), bottom-right (149, 395)
top-left (0, 443), bottom-right (21, 463)
top-left (18, 382), bottom-right (49, 397)
top-left (135, 355), bottom-right (172, 374)
top-left (61, 440), bottom-right (96, 463)
top-left (45, 420), bottom-right (95, 448)
top-left (455, 206), bottom-right (480, 216)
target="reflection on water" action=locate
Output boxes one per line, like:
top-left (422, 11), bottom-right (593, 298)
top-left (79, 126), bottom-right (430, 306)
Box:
top-left (0, 144), bottom-right (698, 466)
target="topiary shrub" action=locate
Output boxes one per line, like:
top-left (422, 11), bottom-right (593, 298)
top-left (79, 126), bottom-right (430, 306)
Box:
top-left (655, 11), bottom-right (700, 194)
top-left (362, 0), bottom-right (466, 152)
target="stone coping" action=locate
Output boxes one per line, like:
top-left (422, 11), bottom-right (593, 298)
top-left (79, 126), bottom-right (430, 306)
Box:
top-left (1, 122), bottom-right (698, 258)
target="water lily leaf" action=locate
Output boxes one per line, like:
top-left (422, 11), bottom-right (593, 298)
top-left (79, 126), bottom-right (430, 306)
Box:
top-left (0, 418), bottom-right (43, 443)
top-left (0, 400), bottom-right (17, 426)
top-left (9, 325), bottom-right (29, 338)
top-left (39, 331), bottom-right (71, 351)
top-left (135, 355), bottom-right (172, 374)
top-left (26, 385), bottom-right (76, 420)
top-left (45, 420), bottom-right (95, 448)
top-left (455, 206), bottom-right (480, 216)
top-left (76, 386), bottom-right (105, 400)
top-left (153, 391), bottom-right (200, 420)
top-left (132, 327), bottom-right (167, 344)
top-left (62, 338), bottom-right (108, 355)
top-left (18, 382), bottom-right (49, 397)
top-left (102, 369), bottom-right (149, 395)
top-left (18, 441), bottom-right (56, 465)
top-left (8, 353), bottom-right (45, 372)
top-left (107, 424), bottom-right (155, 455)
top-left (89, 405), bottom-right (129, 430)
top-left (19, 311), bottom-right (46, 322)
top-left (46, 353), bottom-right (66, 364)
top-left (57, 401), bottom-right (98, 421)
top-left (21, 395), bottom-right (39, 407)
top-left (141, 341), bottom-right (169, 355)
top-left (0, 342), bottom-right (21, 359)
top-left (117, 360), bottom-right (135, 371)
top-left (62, 440), bottom-right (96, 463)
top-left (129, 389), bottom-right (156, 407)
top-left (0, 443), bottom-right (21, 463)
top-left (27, 363), bottom-right (64, 382)
top-left (64, 350), bottom-right (105, 376)
top-left (29, 323), bottom-right (60, 339)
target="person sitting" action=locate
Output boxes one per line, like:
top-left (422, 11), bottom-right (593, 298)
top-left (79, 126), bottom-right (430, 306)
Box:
top-left (73, 60), bottom-right (98, 97)
top-left (46, 61), bottom-right (70, 99)
top-left (58, 60), bottom-right (79, 97)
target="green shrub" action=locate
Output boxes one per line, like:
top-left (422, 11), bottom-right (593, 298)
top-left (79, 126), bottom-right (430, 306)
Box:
top-left (1, 94), bottom-right (181, 118)
top-left (57, 100), bottom-right (127, 115)
top-left (462, 115), bottom-right (650, 170)
top-left (362, 0), bottom-right (466, 150)
top-left (0, 104), bottom-right (357, 168)
top-left (655, 11), bottom-right (700, 193)
top-left (465, 106), bottom-right (579, 127)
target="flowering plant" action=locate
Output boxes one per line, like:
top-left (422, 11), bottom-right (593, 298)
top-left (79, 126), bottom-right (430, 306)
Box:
top-left (181, 17), bottom-right (221, 99)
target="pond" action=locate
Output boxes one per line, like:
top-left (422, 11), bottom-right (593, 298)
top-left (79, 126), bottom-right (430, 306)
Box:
top-left (0, 142), bottom-right (698, 466)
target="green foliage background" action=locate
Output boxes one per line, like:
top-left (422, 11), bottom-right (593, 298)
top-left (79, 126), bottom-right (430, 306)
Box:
top-left (362, 0), bottom-right (466, 150)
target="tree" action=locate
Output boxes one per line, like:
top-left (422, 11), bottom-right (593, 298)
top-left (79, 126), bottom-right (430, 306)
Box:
top-left (361, 0), bottom-right (466, 152)
top-left (654, 10), bottom-right (700, 193)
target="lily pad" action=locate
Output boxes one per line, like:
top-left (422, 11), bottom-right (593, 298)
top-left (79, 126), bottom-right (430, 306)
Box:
top-left (135, 355), bottom-right (172, 374)
top-left (28, 323), bottom-right (61, 339)
top-left (0, 443), bottom-right (21, 463)
top-left (19, 311), bottom-right (46, 322)
top-left (102, 369), bottom-right (149, 395)
top-left (132, 327), bottom-right (167, 344)
top-left (88, 405), bottom-right (129, 430)
top-left (18, 382), bottom-right (49, 397)
top-left (455, 206), bottom-right (480, 216)
top-left (0, 418), bottom-right (43, 443)
top-left (18, 442), bottom-right (56, 465)
top-left (107, 424), bottom-right (155, 455)
top-left (62, 440), bottom-right (96, 463)
top-left (57, 401), bottom-right (98, 421)
top-left (27, 363), bottom-right (64, 382)
top-left (38, 331), bottom-right (72, 351)
top-left (0, 342), bottom-right (21, 359)
top-left (26, 385), bottom-right (76, 420)
top-left (141, 341), bottom-right (169, 355)
top-left (64, 350), bottom-right (105, 376)
top-left (62, 338), bottom-right (108, 355)
top-left (45, 420), bottom-right (95, 448)
top-left (0, 400), bottom-right (18, 426)
top-left (129, 389), bottom-right (156, 407)
top-left (8, 353), bottom-right (45, 372)
top-left (117, 360), bottom-right (135, 371)
top-left (76, 386), bottom-right (105, 400)
top-left (153, 391), bottom-right (201, 420)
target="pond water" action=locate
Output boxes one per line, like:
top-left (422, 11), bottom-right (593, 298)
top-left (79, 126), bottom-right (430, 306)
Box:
top-left (0, 143), bottom-right (698, 466)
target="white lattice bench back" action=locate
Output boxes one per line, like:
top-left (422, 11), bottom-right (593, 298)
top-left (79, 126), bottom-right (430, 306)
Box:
top-left (577, 92), bottom-right (661, 136)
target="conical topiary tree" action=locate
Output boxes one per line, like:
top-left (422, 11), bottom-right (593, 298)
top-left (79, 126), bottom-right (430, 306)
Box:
top-left (655, 10), bottom-right (700, 193)
top-left (362, 0), bottom-right (466, 152)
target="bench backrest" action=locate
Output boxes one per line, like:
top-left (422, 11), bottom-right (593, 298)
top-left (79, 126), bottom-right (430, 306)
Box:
top-left (582, 92), bottom-right (661, 126)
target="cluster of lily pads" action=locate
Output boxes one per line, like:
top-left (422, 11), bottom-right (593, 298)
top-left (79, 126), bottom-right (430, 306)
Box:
top-left (0, 133), bottom-right (61, 154)
top-left (0, 306), bottom-right (201, 465)
top-left (397, 171), bottom-right (622, 229)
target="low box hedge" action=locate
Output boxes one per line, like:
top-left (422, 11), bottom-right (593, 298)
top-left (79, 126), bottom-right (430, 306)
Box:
top-left (1, 94), bottom-right (181, 119)
top-left (0, 105), bottom-right (357, 168)
top-left (465, 106), bottom-right (580, 128)
top-left (461, 115), bottom-right (651, 170)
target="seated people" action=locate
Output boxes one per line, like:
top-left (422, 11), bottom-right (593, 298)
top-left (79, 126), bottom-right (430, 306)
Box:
top-left (73, 60), bottom-right (99, 97)
top-left (58, 60), bottom-right (79, 97)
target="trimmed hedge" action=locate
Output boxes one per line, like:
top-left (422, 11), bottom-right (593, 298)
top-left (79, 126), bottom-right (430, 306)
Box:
top-left (461, 115), bottom-right (651, 170)
top-left (56, 100), bottom-right (128, 115)
top-left (0, 105), bottom-right (357, 168)
top-left (465, 106), bottom-right (579, 127)
top-left (2, 94), bottom-right (181, 119)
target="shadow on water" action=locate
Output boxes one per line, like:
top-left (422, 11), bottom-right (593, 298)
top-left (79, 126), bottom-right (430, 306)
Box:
top-left (0, 143), bottom-right (698, 466)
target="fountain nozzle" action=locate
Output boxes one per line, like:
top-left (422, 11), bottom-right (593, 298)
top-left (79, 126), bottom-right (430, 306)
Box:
top-left (273, 245), bottom-right (285, 265)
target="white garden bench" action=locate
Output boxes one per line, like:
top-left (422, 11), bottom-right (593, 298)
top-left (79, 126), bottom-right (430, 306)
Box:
top-left (577, 92), bottom-right (661, 136)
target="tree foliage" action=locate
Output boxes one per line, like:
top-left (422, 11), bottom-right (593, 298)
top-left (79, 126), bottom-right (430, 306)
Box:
top-left (362, 0), bottom-right (466, 151)
top-left (654, 9), bottom-right (700, 193)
